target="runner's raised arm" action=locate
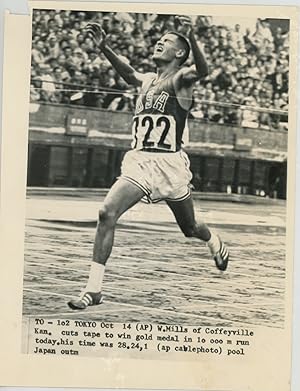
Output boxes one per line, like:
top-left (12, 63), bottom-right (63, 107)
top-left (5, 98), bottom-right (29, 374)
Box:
top-left (85, 23), bottom-right (145, 87)
top-left (175, 16), bottom-right (209, 86)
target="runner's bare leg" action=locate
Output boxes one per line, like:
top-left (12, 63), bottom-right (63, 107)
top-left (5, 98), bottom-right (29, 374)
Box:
top-left (68, 178), bottom-right (145, 308)
top-left (166, 196), bottom-right (229, 270)
top-left (166, 196), bottom-right (211, 241)
top-left (94, 178), bottom-right (145, 265)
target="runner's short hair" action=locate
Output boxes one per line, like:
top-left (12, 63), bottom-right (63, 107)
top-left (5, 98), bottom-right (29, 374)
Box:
top-left (167, 31), bottom-right (191, 65)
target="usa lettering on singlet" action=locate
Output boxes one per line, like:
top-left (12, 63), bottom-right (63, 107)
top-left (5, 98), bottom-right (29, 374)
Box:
top-left (132, 74), bottom-right (189, 152)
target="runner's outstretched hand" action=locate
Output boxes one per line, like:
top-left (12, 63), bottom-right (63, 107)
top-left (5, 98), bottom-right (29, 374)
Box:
top-left (84, 22), bottom-right (107, 49)
top-left (175, 15), bottom-right (193, 36)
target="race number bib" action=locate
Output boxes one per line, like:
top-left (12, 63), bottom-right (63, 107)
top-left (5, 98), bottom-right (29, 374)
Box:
top-left (131, 114), bottom-right (177, 152)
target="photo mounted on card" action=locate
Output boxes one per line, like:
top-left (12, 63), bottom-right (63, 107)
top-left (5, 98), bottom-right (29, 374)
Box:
top-left (0, 0), bottom-right (297, 390)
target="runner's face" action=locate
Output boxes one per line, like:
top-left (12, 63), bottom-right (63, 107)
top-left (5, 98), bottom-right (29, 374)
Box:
top-left (153, 34), bottom-right (181, 63)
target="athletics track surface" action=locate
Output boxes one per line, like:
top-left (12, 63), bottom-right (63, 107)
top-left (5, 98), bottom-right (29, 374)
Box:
top-left (23, 190), bottom-right (286, 328)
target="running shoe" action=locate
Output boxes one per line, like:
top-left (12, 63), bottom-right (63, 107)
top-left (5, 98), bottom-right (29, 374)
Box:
top-left (68, 291), bottom-right (103, 310)
top-left (213, 237), bottom-right (229, 271)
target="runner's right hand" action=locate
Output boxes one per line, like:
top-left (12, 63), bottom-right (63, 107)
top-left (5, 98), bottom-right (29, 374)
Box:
top-left (84, 23), bottom-right (107, 48)
top-left (175, 15), bottom-right (193, 36)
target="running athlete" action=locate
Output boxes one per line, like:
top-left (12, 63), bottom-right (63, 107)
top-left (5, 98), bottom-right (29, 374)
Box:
top-left (68, 16), bottom-right (230, 310)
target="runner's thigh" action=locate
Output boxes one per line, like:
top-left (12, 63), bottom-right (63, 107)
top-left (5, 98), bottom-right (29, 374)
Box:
top-left (102, 177), bottom-right (145, 219)
top-left (166, 196), bottom-right (196, 230)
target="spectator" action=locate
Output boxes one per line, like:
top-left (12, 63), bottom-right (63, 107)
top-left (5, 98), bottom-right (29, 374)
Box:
top-left (86, 50), bottom-right (102, 70)
top-left (274, 27), bottom-right (288, 50)
top-left (190, 89), bottom-right (205, 119)
top-left (247, 58), bottom-right (260, 79)
top-left (267, 64), bottom-right (288, 94)
top-left (30, 83), bottom-right (41, 102)
top-left (252, 19), bottom-right (274, 48)
top-left (32, 39), bottom-right (47, 65)
top-left (36, 64), bottom-right (57, 101)
top-left (241, 98), bottom-right (259, 128)
top-left (231, 24), bottom-right (243, 46)
top-left (213, 64), bottom-right (236, 90)
top-left (70, 19), bottom-right (81, 39)
top-left (47, 35), bottom-right (60, 58)
top-left (84, 78), bottom-right (104, 107)
top-left (258, 99), bottom-right (273, 130)
top-left (46, 18), bottom-right (58, 34)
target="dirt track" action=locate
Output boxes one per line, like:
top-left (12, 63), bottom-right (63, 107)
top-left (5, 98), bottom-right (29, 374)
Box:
top-left (23, 191), bottom-right (286, 328)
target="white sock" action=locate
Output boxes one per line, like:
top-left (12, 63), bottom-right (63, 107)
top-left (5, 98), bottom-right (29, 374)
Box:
top-left (85, 262), bottom-right (105, 293)
top-left (207, 232), bottom-right (220, 255)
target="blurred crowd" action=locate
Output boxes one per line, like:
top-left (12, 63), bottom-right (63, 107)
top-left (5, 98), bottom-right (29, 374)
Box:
top-left (30, 10), bottom-right (289, 130)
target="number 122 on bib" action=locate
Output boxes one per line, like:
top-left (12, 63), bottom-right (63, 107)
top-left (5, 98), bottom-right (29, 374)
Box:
top-left (131, 114), bottom-right (177, 151)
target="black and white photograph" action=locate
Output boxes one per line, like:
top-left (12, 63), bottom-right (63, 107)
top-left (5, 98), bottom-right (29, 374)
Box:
top-left (0, 0), bottom-right (298, 389)
top-left (24, 7), bottom-right (290, 327)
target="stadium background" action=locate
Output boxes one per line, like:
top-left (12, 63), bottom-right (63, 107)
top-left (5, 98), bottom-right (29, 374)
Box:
top-left (28, 10), bottom-right (289, 199)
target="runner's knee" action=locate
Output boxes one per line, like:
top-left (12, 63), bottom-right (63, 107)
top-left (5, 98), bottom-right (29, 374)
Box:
top-left (98, 206), bottom-right (118, 227)
top-left (182, 222), bottom-right (210, 241)
top-left (181, 224), bottom-right (196, 238)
